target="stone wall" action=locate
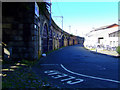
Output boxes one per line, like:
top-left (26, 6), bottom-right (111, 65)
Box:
top-left (2, 2), bottom-right (84, 61)
top-left (2, 2), bottom-right (40, 60)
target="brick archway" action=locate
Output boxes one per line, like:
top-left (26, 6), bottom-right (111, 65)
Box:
top-left (61, 35), bottom-right (64, 47)
top-left (42, 23), bottom-right (49, 53)
top-left (48, 28), bottom-right (53, 51)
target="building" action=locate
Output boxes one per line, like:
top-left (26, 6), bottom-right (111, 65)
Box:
top-left (109, 30), bottom-right (120, 47)
top-left (84, 24), bottom-right (119, 50)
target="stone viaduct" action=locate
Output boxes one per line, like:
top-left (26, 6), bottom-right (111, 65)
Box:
top-left (2, 2), bottom-right (84, 61)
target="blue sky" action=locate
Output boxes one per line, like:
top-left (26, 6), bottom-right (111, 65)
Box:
top-left (51, 1), bottom-right (119, 37)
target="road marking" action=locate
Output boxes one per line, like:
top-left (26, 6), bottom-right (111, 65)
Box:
top-left (44, 70), bottom-right (84, 85)
top-left (51, 73), bottom-right (68, 79)
top-left (61, 76), bottom-right (75, 82)
top-left (60, 64), bottom-right (120, 83)
top-left (44, 70), bottom-right (55, 73)
top-left (67, 79), bottom-right (84, 85)
top-left (48, 72), bottom-right (60, 75)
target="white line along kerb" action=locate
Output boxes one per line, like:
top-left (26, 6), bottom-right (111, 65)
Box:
top-left (60, 64), bottom-right (120, 84)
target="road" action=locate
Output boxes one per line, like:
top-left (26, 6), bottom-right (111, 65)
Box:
top-left (32, 44), bottom-right (119, 89)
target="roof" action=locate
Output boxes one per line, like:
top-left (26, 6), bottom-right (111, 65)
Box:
top-left (109, 30), bottom-right (120, 35)
top-left (90, 23), bottom-right (118, 32)
top-left (86, 23), bottom-right (119, 36)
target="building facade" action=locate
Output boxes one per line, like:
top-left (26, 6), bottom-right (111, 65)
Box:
top-left (84, 24), bottom-right (119, 50)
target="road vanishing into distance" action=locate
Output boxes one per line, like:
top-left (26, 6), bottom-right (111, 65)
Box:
top-left (33, 44), bottom-right (119, 89)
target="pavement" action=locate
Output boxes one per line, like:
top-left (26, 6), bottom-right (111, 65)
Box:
top-left (85, 47), bottom-right (119, 57)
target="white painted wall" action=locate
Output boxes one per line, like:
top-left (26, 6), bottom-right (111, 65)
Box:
top-left (84, 26), bottom-right (118, 48)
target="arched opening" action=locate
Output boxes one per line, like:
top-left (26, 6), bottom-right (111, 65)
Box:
top-left (52, 31), bottom-right (56, 50)
top-left (48, 28), bottom-right (53, 51)
top-left (73, 39), bottom-right (75, 45)
top-left (61, 35), bottom-right (64, 47)
top-left (67, 37), bottom-right (70, 46)
top-left (42, 23), bottom-right (49, 53)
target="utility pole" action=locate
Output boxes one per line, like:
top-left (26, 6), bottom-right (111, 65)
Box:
top-left (61, 16), bottom-right (63, 32)
top-left (76, 30), bottom-right (77, 36)
top-left (53, 16), bottom-right (63, 31)
top-left (69, 25), bottom-right (71, 34)
top-left (49, 0), bottom-right (52, 29)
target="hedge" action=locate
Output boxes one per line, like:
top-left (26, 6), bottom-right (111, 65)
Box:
top-left (116, 46), bottom-right (120, 55)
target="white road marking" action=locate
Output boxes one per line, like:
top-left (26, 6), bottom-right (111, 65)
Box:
top-left (44, 70), bottom-right (56, 73)
top-left (48, 72), bottom-right (60, 75)
top-left (61, 76), bottom-right (75, 82)
top-left (51, 74), bottom-right (68, 79)
top-left (67, 79), bottom-right (84, 84)
top-left (44, 70), bottom-right (84, 84)
top-left (60, 64), bottom-right (120, 83)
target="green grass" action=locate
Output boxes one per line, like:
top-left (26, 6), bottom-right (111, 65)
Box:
top-left (101, 49), bottom-right (108, 51)
top-left (2, 57), bottom-right (59, 88)
top-left (89, 48), bottom-right (96, 50)
top-left (116, 46), bottom-right (120, 55)
top-left (2, 66), bottom-right (51, 88)
top-left (2, 45), bottom-right (66, 88)
top-left (21, 59), bottom-right (38, 67)
top-left (83, 47), bottom-right (96, 51)
top-left (2, 58), bottom-right (50, 88)
top-left (45, 46), bottom-right (66, 55)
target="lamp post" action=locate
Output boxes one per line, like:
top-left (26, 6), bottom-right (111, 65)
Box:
top-left (69, 25), bottom-right (71, 34)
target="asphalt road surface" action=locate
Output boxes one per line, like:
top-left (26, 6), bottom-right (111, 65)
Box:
top-left (33, 44), bottom-right (119, 89)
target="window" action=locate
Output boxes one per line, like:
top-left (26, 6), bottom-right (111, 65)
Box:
top-left (110, 41), bottom-right (112, 45)
top-left (113, 41), bottom-right (115, 46)
top-left (113, 34), bottom-right (115, 37)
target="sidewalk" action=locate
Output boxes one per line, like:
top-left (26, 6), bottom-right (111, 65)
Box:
top-left (85, 47), bottom-right (119, 57)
